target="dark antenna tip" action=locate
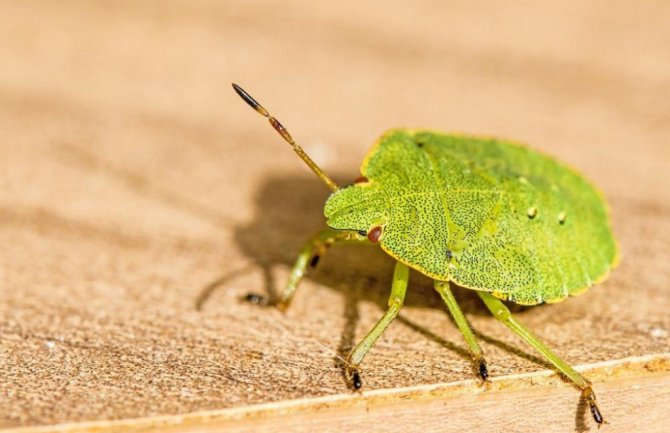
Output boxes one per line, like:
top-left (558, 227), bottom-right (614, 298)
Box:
top-left (232, 83), bottom-right (269, 117)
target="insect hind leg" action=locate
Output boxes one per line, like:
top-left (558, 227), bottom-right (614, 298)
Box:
top-left (477, 291), bottom-right (604, 425)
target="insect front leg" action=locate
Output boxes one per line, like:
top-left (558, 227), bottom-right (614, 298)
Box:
top-left (346, 261), bottom-right (409, 389)
top-left (477, 291), bottom-right (604, 425)
top-left (278, 228), bottom-right (367, 310)
top-left (433, 281), bottom-right (488, 382)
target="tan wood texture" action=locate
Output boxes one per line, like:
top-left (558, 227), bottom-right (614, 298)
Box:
top-left (1, 1), bottom-right (669, 432)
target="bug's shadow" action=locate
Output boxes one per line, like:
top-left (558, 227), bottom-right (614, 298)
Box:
top-left (224, 173), bottom-right (585, 429)
top-left (229, 173), bottom-right (467, 311)
top-left (228, 174), bottom-right (534, 316)
top-left (200, 174), bottom-right (549, 374)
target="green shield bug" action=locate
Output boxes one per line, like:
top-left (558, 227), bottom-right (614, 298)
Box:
top-left (232, 83), bottom-right (619, 425)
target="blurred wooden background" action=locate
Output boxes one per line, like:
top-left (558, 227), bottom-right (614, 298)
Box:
top-left (1, 1), bottom-right (669, 432)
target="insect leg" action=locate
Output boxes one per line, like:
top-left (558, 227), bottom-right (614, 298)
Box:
top-left (346, 261), bottom-right (409, 389)
top-left (434, 281), bottom-right (488, 381)
top-left (477, 291), bottom-right (604, 425)
top-left (278, 229), bottom-right (367, 310)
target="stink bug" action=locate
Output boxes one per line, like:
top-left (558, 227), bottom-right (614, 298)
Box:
top-left (232, 83), bottom-right (619, 425)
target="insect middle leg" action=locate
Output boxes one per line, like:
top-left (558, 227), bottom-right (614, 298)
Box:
top-left (434, 281), bottom-right (488, 381)
top-left (278, 228), bottom-right (367, 310)
top-left (477, 291), bottom-right (604, 425)
top-left (346, 261), bottom-right (409, 389)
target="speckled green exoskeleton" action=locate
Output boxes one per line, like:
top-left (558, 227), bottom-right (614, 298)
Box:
top-left (232, 83), bottom-right (619, 425)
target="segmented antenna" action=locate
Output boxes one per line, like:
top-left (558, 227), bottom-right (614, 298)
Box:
top-left (232, 83), bottom-right (339, 192)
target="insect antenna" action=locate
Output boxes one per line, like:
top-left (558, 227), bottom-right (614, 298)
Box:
top-left (232, 83), bottom-right (339, 192)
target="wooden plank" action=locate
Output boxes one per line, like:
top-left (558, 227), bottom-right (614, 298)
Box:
top-left (1, 1), bottom-right (670, 432)
top-left (7, 355), bottom-right (670, 433)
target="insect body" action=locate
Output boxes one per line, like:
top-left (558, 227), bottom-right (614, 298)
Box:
top-left (232, 83), bottom-right (619, 425)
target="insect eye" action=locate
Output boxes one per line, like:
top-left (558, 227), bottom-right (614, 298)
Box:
top-left (367, 226), bottom-right (383, 243)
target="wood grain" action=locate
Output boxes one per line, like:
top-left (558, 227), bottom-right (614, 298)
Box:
top-left (1, 1), bottom-right (669, 432)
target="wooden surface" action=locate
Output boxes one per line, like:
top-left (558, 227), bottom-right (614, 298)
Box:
top-left (1, 1), bottom-right (670, 432)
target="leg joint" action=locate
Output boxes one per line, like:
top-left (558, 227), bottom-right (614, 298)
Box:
top-left (492, 306), bottom-right (511, 321)
top-left (388, 296), bottom-right (404, 309)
